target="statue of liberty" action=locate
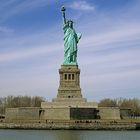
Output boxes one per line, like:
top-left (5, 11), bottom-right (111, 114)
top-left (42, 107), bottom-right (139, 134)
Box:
top-left (61, 6), bottom-right (82, 65)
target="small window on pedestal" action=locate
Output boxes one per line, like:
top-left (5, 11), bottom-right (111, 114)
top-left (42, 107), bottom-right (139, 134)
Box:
top-left (68, 74), bottom-right (71, 80)
top-left (72, 74), bottom-right (74, 80)
top-left (64, 74), bottom-right (67, 80)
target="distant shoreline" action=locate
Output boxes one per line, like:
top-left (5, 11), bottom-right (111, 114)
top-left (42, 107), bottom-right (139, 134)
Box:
top-left (0, 122), bottom-right (140, 130)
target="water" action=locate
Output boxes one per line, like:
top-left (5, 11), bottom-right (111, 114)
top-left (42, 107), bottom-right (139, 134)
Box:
top-left (0, 129), bottom-right (139, 140)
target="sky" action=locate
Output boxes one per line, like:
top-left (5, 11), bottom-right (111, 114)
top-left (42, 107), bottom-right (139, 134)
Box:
top-left (0, 0), bottom-right (140, 101)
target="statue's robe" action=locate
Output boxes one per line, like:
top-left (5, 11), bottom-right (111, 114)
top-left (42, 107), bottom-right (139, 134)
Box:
top-left (63, 23), bottom-right (81, 64)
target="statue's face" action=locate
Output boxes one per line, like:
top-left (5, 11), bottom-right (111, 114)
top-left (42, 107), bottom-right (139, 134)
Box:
top-left (69, 21), bottom-right (73, 28)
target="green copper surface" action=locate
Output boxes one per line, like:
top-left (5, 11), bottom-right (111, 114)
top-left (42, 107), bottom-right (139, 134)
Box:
top-left (61, 6), bottom-right (82, 65)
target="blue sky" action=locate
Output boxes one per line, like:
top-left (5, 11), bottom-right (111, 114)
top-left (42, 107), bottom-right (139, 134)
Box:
top-left (0, 0), bottom-right (140, 101)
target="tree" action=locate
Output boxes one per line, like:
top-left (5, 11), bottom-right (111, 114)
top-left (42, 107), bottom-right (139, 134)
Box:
top-left (98, 98), bottom-right (117, 107)
top-left (0, 95), bottom-right (46, 114)
top-left (118, 98), bottom-right (140, 116)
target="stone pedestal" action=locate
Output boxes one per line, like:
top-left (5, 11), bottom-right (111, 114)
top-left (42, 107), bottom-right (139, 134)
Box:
top-left (53, 65), bottom-right (85, 102)
top-left (42, 64), bottom-right (98, 108)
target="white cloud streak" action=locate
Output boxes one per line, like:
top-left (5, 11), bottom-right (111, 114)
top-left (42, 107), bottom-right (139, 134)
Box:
top-left (81, 23), bottom-right (140, 49)
top-left (0, 0), bottom-right (54, 22)
top-left (0, 44), bottom-right (60, 63)
top-left (0, 26), bottom-right (14, 34)
top-left (69, 1), bottom-right (95, 11)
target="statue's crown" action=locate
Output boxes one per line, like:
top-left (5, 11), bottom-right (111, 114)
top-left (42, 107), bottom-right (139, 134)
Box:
top-left (68, 20), bottom-right (73, 23)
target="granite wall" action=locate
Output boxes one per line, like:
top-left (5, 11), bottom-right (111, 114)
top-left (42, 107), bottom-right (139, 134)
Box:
top-left (70, 108), bottom-right (98, 120)
top-left (99, 107), bottom-right (120, 120)
top-left (5, 106), bottom-right (121, 122)
top-left (5, 107), bottom-right (40, 122)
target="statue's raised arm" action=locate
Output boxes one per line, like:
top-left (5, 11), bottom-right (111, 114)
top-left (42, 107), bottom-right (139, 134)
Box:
top-left (61, 6), bottom-right (66, 24)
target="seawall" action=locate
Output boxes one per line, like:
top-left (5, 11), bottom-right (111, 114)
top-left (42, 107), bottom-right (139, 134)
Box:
top-left (0, 122), bottom-right (138, 130)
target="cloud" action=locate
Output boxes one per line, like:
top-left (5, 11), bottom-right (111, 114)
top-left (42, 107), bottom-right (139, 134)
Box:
top-left (80, 23), bottom-right (140, 51)
top-left (0, 26), bottom-right (14, 34)
top-left (0, 43), bottom-right (60, 63)
top-left (0, 0), bottom-right (54, 22)
top-left (0, 26), bottom-right (63, 64)
top-left (69, 1), bottom-right (95, 11)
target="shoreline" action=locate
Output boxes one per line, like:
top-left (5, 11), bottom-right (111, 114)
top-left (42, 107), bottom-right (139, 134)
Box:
top-left (0, 122), bottom-right (139, 130)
